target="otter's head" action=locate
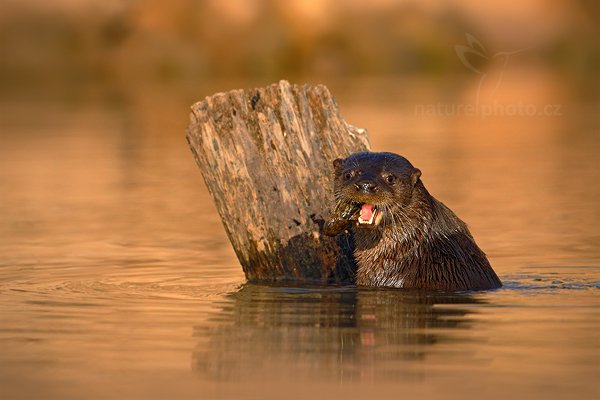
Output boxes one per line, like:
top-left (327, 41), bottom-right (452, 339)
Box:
top-left (333, 152), bottom-right (422, 229)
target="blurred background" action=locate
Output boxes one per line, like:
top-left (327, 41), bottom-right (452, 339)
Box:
top-left (1, 0), bottom-right (599, 89)
top-left (1, 2), bottom-right (600, 399)
top-left (1, 0), bottom-right (599, 267)
top-left (2, 0), bottom-right (599, 133)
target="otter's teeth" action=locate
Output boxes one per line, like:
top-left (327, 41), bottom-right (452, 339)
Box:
top-left (358, 214), bottom-right (374, 224)
top-left (358, 204), bottom-right (377, 225)
top-left (374, 210), bottom-right (383, 225)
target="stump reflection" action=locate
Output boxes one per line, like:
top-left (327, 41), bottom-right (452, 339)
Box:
top-left (192, 284), bottom-right (484, 382)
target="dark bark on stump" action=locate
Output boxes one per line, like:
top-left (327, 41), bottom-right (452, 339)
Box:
top-left (186, 80), bottom-right (370, 284)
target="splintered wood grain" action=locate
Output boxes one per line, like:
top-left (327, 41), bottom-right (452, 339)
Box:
top-left (186, 80), bottom-right (370, 283)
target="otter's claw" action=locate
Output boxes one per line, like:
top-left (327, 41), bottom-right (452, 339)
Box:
top-left (323, 201), bottom-right (361, 236)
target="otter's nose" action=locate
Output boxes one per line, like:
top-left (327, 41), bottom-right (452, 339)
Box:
top-left (354, 181), bottom-right (378, 194)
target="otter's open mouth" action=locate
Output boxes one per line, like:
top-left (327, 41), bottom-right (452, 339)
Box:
top-left (357, 204), bottom-right (383, 226)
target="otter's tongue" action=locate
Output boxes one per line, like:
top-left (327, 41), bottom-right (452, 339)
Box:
top-left (360, 204), bottom-right (375, 222)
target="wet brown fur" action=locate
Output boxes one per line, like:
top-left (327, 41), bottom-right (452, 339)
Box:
top-left (328, 152), bottom-right (502, 291)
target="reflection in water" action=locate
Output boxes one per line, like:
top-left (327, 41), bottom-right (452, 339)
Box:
top-left (1, 76), bottom-right (599, 399)
top-left (193, 284), bottom-right (483, 382)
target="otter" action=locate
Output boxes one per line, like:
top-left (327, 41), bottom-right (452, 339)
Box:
top-left (323, 152), bottom-right (502, 291)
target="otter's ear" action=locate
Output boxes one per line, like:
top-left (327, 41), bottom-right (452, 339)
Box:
top-left (332, 158), bottom-right (344, 175)
top-left (411, 168), bottom-right (421, 186)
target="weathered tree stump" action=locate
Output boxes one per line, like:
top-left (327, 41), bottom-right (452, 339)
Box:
top-left (186, 80), bottom-right (370, 284)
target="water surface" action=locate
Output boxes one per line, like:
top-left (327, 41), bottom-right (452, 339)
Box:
top-left (1, 79), bottom-right (599, 399)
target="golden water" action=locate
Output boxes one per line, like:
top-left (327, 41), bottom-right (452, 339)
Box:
top-left (1, 78), bottom-right (599, 399)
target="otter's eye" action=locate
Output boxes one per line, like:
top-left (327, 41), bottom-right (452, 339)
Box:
top-left (344, 171), bottom-right (353, 181)
top-left (385, 174), bottom-right (396, 184)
